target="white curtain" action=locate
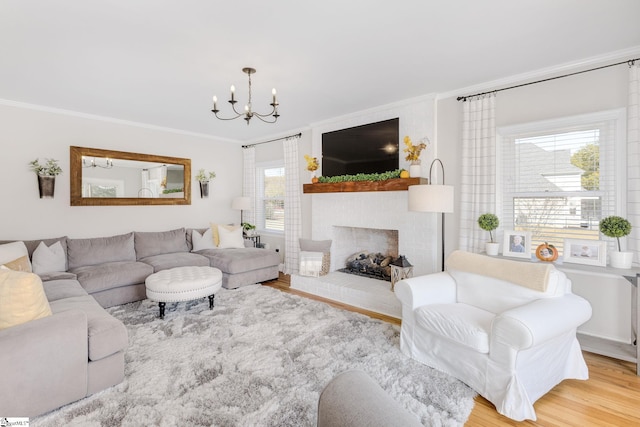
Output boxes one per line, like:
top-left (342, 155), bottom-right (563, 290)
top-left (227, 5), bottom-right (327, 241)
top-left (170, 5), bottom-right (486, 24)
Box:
top-left (458, 94), bottom-right (497, 253)
top-left (283, 135), bottom-right (301, 275)
top-left (628, 61), bottom-right (640, 266)
top-left (242, 146), bottom-right (256, 227)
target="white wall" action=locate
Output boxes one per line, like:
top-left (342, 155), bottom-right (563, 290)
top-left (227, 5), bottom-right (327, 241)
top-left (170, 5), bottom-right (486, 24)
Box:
top-left (437, 62), bottom-right (634, 343)
top-left (0, 103), bottom-right (243, 239)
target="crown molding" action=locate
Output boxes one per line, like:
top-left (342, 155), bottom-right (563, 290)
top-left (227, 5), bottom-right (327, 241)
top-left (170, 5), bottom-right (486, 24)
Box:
top-left (0, 98), bottom-right (240, 144)
top-left (436, 45), bottom-right (640, 101)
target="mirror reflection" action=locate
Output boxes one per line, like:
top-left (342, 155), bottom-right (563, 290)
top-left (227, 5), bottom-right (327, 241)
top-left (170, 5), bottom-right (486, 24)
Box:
top-left (81, 157), bottom-right (185, 199)
top-left (70, 146), bottom-right (191, 206)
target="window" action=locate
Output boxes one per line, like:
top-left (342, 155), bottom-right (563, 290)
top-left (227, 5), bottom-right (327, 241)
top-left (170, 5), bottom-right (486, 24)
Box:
top-left (498, 109), bottom-right (624, 255)
top-left (256, 163), bottom-right (285, 233)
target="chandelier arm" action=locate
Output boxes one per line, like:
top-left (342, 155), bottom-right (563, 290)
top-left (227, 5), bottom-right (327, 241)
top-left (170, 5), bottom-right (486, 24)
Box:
top-left (211, 111), bottom-right (244, 121)
top-left (252, 114), bottom-right (278, 124)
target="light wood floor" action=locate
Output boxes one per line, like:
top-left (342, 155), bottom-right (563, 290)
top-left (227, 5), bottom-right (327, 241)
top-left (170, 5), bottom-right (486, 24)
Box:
top-left (262, 274), bottom-right (640, 426)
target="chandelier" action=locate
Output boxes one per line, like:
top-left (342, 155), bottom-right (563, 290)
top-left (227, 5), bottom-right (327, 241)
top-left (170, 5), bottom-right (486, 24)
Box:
top-left (211, 67), bottom-right (279, 124)
top-left (82, 157), bottom-right (113, 169)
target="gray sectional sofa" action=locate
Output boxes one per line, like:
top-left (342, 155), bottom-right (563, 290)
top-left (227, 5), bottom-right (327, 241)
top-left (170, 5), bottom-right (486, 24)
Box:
top-left (0, 227), bottom-right (280, 418)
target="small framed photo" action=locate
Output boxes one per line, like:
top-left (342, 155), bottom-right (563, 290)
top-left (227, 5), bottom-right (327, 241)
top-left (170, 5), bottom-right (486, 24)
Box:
top-left (503, 230), bottom-right (532, 259)
top-left (563, 239), bottom-right (607, 267)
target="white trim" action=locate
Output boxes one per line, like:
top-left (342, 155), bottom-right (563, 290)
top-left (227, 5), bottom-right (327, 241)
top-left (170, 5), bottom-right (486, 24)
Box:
top-left (0, 98), bottom-right (238, 143)
top-left (437, 46), bottom-right (640, 101)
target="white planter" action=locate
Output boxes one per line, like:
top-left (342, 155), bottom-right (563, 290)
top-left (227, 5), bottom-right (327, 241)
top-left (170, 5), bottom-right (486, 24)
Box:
top-left (485, 242), bottom-right (500, 256)
top-left (409, 164), bottom-right (421, 178)
top-left (610, 251), bottom-right (633, 269)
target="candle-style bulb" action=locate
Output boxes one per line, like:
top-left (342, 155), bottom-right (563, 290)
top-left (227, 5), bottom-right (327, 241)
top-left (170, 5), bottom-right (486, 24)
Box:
top-left (230, 85), bottom-right (235, 102)
top-left (213, 95), bottom-right (218, 110)
top-left (272, 88), bottom-right (277, 104)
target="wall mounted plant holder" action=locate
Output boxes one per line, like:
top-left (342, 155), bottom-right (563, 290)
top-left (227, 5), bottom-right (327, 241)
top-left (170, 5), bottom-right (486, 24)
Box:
top-left (199, 181), bottom-right (209, 198)
top-left (38, 175), bottom-right (56, 199)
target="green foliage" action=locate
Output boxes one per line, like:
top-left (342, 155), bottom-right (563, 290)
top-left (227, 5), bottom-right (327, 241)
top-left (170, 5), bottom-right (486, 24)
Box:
top-left (599, 215), bottom-right (632, 251)
top-left (477, 213), bottom-right (499, 243)
top-left (195, 169), bottom-right (216, 182)
top-left (317, 170), bottom-right (402, 183)
top-left (241, 222), bottom-right (256, 231)
top-left (29, 158), bottom-right (63, 176)
top-left (570, 144), bottom-right (599, 190)
top-left (162, 188), bottom-right (184, 194)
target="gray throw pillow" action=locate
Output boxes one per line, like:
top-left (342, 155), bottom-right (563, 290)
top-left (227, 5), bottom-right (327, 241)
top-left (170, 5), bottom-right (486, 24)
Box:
top-left (299, 239), bottom-right (332, 252)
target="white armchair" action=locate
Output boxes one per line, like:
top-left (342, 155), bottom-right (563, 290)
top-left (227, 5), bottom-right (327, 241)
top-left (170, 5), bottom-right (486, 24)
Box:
top-left (395, 250), bottom-right (592, 421)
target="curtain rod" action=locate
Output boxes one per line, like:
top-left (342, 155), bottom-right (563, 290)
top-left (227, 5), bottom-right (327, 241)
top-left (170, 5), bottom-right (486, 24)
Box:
top-left (242, 132), bottom-right (302, 148)
top-left (457, 57), bottom-right (639, 102)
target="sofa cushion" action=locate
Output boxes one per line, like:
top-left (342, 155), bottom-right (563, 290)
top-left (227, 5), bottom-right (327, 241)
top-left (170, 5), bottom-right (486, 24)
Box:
top-left (0, 270), bottom-right (52, 330)
top-left (0, 241), bottom-right (32, 272)
top-left (43, 279), bottom-right (89, 302)
top-left (38, 271), bottom-right (77, 282)
top-left (134, 228), bottom-right (188, 260)
top-left (68, 232), bottom-right (136, 269)
top-left (70, 261), bottom-right (154, 294)
top-left (195, 248), bottom-right (280, 274)
top-left (32, 241), bottom-right (66, 274)
top-left (414, 302), bottom-right (493, 353)
top-left (49, 295), bottom-right (128, 361)
top-left (140, 252), bottom-right (210, 272)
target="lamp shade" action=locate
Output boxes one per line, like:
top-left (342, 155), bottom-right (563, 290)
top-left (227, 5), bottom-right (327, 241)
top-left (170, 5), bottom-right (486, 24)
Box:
top-left (408, 184), bottom-right (454, 213)
top-left (231, 196), bottom-right (251, 211)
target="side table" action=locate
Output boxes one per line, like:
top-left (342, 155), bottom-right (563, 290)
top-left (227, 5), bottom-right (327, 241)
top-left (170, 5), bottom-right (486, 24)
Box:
top-left (244, 234), bottom-right (261, 248)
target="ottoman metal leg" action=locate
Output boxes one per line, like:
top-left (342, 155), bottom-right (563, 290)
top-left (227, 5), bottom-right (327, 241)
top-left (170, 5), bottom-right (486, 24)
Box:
top-left (208, 294), bottom-right (214, 310)
top-left (159, 302), bottom-right (166, 319)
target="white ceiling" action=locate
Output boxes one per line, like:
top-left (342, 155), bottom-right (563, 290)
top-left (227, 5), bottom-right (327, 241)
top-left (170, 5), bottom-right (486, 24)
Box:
top-left (1, 1), bottom-right (639, 143)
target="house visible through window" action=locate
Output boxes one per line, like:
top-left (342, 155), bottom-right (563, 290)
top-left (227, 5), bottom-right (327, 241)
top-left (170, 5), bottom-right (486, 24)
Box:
top-left (256, 163), bottom-right (285, 232)
top-left (498, 109), bottom-right (624, 255)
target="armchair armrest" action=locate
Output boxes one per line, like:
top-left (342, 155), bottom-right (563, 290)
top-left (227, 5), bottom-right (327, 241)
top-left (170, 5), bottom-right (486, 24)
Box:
top-left (0, 310), bottom-right (88, 417)
top-left (492, 294), bottom-right (592, 350)
top-left (394, 272), bottom-right (457, 309)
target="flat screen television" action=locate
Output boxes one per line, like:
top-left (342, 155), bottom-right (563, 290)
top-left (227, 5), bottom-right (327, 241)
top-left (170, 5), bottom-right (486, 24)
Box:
top-left (321, 118), bottom-right (399, 177)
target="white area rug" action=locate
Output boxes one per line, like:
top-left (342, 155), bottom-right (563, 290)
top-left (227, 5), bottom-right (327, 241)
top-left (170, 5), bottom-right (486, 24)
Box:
top-left (33, 285), bottom-right (475, 426)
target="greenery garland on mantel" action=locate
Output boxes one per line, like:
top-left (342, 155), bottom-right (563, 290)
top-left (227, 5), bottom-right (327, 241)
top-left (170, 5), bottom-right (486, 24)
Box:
top-left (317, 169), bottom-right (402, 183)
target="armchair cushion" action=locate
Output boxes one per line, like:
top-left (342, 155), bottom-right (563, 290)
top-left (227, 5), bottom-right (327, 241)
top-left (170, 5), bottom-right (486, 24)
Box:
top-left (415, 303), bottom-right (493, 353)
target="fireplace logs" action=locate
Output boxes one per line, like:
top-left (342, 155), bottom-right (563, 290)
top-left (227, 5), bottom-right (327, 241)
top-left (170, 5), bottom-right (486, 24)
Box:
top-left (340, 251), bottom-right (393, 281)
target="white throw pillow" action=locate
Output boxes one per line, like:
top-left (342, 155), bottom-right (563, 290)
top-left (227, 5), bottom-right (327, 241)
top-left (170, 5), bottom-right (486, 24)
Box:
top-left (217, 225), bottom-right (245, 249)
top-left (0, 241), bottom-right (32, 272)
top-left (32, 241), bottom-right (66, 274)
top-left (192, 228), bottom-right (216, 251)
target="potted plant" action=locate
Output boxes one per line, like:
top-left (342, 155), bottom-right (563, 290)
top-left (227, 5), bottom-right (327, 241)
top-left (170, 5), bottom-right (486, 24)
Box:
top-left (403, 136), bottom-right (428, 177)
top-left (241, 222), bottom-right (257, 237)
top-left (599, 215), bottom-right (633, 269)
top-left (195, 169), bottom-right (216, 198)
top-left (478, 213), bottom-right (500, 256)
top-left (29, 158), bottom-right (63, 198)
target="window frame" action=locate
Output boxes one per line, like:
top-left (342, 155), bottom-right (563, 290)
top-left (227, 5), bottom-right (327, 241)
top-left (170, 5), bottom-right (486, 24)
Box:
top-left (496, 108), bottom-right (626, 254)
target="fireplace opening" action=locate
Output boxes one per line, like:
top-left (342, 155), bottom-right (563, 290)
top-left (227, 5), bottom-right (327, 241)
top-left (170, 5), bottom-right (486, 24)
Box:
top-left (339, 250), bottom-right (394, 281)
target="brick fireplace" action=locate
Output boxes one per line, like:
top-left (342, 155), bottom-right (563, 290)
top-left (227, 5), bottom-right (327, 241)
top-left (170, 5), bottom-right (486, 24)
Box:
top-left (292, 189), bottom-right (438, 318)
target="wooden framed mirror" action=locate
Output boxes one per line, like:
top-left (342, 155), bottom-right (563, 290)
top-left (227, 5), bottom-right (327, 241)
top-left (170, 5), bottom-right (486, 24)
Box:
top-left (70, 146), bottom-right (191, 206)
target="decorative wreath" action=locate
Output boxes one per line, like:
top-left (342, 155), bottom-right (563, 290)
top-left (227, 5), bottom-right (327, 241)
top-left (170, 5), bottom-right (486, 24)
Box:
top-left (535, 242), bottom-right (558, 262)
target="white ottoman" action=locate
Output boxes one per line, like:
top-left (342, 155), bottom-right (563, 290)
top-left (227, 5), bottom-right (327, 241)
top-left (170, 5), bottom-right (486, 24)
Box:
top-left (145, 266), bottom-right (222, 319)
